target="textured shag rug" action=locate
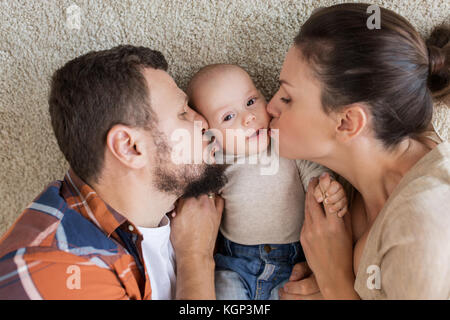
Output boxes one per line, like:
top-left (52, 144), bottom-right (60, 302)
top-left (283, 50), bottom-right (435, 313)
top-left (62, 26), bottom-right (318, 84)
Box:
top-left (0, 0), bottom-right (449, 235)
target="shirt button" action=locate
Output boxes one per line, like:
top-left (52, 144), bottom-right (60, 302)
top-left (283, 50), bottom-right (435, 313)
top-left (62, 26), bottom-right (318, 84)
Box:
top-left (128, 225), bottom-right (134, 232)
top-left (264, 244), bottom-right (271, 253)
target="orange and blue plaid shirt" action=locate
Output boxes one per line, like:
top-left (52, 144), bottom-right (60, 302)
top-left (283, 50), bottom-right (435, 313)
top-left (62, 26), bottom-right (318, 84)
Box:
top-left (0, 169), bottom-right (152, 299)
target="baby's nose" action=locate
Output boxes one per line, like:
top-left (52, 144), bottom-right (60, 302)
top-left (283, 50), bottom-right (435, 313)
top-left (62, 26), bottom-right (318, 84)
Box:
top-left (244, 113), bottom-right (256, 126)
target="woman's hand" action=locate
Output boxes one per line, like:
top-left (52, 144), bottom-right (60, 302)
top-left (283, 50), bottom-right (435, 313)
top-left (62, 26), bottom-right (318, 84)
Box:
top-left (300, 175), bottom-right (359, 299)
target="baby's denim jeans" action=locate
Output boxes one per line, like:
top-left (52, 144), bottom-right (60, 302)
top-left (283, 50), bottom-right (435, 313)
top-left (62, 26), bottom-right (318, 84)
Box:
top-left (214, 234), bottom-right (306, 300)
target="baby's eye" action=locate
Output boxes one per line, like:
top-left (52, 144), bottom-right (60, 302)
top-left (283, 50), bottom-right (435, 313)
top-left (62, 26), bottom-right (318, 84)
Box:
top-left (247, 98), bottom-right (256, 106)
top-left (223, 113), bottom-right (235, 122)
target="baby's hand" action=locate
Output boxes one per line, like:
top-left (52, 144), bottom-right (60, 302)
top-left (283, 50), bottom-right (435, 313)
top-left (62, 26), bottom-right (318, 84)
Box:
top-left (313, 172), bottom-right (348, 218)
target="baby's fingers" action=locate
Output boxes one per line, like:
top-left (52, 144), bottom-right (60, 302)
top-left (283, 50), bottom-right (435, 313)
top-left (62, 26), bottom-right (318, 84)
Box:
top-left (327, 197), bottom-right (348, 215)
top-left (324, 180), bottom-right (341, 197)
top-left (323, 189), bottom-right (346, 205)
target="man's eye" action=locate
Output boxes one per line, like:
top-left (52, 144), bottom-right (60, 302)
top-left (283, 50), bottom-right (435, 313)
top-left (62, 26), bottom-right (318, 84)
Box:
top-left (247, 98), bottom-right (256, 106)
top-left (223, 114), bottom-right (235, 121)
top-left (281, 97), bottom-right (291, 104)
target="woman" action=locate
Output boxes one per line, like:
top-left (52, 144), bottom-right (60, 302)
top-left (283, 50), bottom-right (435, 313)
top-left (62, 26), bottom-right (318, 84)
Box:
top-left (267, 3), bottom-right (450, 299)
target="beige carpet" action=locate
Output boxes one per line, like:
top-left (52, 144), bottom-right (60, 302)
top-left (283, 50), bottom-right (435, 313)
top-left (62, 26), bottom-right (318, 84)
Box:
top-left (0, 0), bottom-right (449, 236)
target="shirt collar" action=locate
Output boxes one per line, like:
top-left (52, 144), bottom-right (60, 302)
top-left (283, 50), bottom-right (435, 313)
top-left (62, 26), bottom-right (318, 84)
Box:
top-left (62, 168), bottom-right (129, 238)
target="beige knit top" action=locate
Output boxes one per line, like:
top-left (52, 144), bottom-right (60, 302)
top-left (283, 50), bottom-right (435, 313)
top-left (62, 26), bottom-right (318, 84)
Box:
top-left (354, 133), bottom-right (450, 299)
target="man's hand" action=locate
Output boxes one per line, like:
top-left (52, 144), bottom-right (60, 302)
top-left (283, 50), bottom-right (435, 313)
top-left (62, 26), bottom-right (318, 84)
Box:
top-left (171, 194), bottom-right (223, 259)
top-left (170, 194), bottom-right (224, 299)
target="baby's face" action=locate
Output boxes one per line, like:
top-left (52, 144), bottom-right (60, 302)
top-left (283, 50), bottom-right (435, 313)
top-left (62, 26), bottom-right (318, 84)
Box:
top-left (189, 69), bottom-right (271, 156)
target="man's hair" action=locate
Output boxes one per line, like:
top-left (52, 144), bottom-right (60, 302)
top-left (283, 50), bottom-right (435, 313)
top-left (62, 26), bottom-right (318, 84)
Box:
top-left (49, 45), bottom-right (168, 184)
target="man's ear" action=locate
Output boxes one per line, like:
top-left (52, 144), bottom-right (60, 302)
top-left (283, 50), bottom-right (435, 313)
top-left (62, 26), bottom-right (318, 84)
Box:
top-left (334, 103), bottom-right (369, 143)
top-left (106, 124), bottom-right (149, 169)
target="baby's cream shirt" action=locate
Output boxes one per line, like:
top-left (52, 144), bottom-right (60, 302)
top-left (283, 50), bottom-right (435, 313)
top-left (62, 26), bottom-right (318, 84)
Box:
top-left (219, 151), bottom-right (329, 245)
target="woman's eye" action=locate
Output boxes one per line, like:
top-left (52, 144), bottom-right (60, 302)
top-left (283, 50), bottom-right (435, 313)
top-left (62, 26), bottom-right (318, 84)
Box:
top-left (247, 98), bottom-right (256, 106)
top-left (281, 97), bottom-right (291, 104)
top-left (223, 114), bottom-right (235, 122)
top-left (178, 111), bottom-right (188, 119)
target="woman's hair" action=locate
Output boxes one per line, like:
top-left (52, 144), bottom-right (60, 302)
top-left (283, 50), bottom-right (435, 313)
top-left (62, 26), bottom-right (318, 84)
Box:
top-left (294, 3), bottom-right (449, 148)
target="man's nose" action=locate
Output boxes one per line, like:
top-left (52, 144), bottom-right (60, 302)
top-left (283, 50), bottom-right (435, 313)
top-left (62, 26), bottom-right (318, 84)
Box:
top-left (194, 112), bottom-right (209, 132)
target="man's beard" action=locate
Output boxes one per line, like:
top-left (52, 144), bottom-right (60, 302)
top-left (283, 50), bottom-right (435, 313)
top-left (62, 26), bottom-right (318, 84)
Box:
top-left (152, 130), bottom-right (228, 198)
top-left (179, 164), bottom-right (228, 198)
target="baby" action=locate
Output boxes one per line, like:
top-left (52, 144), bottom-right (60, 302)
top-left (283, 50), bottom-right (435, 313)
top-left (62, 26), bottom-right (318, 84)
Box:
top-left (187, 64), bottom-right (348, 300)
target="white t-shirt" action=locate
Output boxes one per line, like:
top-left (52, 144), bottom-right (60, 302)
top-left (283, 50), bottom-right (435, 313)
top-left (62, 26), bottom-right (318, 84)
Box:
top-left (137, 215), bottom-right (176, 300)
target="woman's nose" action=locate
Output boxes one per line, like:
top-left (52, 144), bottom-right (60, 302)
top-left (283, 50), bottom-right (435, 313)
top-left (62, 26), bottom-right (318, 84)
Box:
top-left (266, 98), bottom-right (280, 118)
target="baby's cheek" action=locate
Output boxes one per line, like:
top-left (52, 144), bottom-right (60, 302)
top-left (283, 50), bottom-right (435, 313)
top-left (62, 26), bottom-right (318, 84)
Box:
top-left (222, 131), bottom-right (242, 155)
top-left (258, 103), bottom-right (271, 124)
top-left (207, 126), bottom-right (226, 152)
top-left (221, 129), bottom-right (247, 156)
top-left (216, 130), bottom-right (226, 152)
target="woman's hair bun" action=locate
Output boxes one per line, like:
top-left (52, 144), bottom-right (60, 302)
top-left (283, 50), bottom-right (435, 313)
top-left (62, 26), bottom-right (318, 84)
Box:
top-left (426, 26), bottom-right (450, 96)
top-left (428, 45), bottom-right (446, 75)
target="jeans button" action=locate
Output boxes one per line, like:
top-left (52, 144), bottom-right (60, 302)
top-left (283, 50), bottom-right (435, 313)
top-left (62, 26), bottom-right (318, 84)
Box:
top-left (264, 244), bottom-right (271, 253)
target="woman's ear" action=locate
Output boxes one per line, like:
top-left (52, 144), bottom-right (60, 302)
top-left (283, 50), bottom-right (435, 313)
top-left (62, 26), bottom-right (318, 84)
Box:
top-left (335, 103), bottom-right (368, 143)
top-left (105, 124), bottom-right (149, 169)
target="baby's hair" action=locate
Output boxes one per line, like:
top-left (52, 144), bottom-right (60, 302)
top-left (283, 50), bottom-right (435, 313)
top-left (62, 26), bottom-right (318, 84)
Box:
top-left (187, 64), bottom-right (248, 110)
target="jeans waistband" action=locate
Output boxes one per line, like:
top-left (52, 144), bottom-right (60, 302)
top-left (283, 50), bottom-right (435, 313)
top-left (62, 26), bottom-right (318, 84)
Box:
top-left (220, 235), bottom-right (302, 265)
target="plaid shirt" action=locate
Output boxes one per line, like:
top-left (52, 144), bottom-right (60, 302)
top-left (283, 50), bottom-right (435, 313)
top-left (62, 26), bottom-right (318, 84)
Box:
top-left (0, 169), bottom-right (152, 299)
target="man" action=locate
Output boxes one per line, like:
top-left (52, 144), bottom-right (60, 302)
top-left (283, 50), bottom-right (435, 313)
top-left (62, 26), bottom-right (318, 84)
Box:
top-left (0, 45), bottom-right (227, 299)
